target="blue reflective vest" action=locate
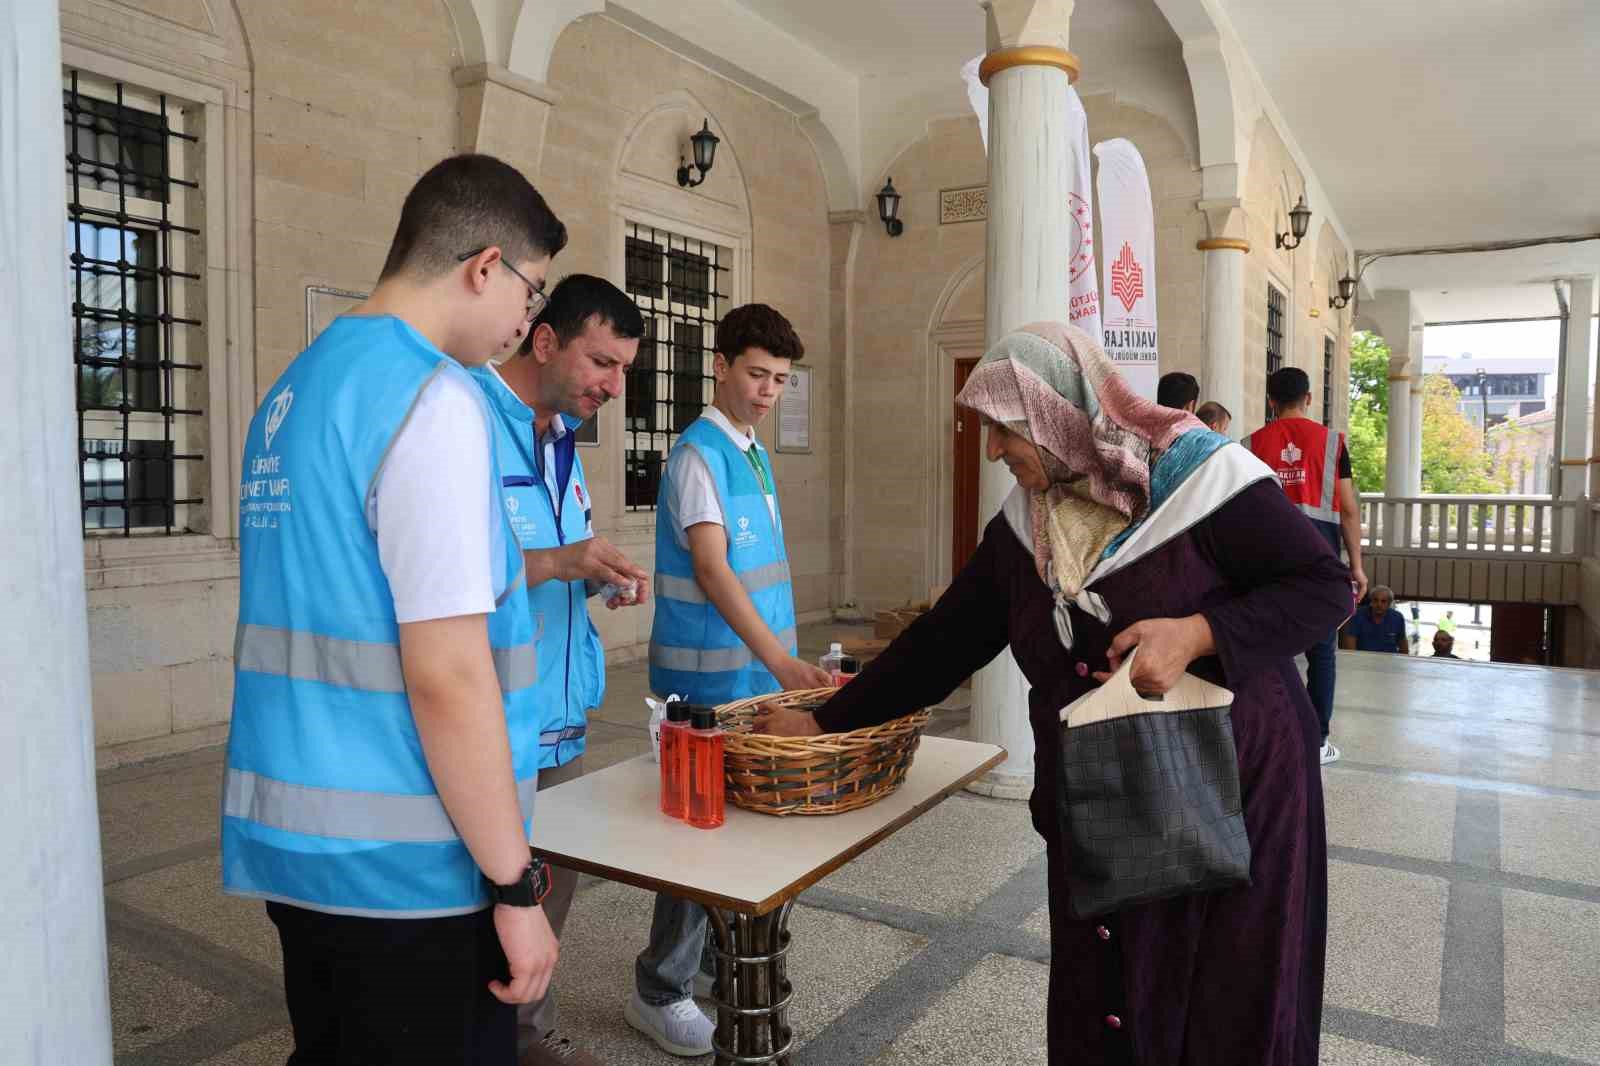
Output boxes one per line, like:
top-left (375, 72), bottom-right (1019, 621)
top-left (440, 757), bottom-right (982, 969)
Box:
top-left (222, 316), bottom-right (540, 918)
top-left (649, 415), bottom-right (796, 704)
top-left (469, 366), bottom-right (604, 769)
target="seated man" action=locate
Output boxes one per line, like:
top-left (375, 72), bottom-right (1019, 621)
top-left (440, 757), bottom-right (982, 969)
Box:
top-left (1341, 585), bottom-right (1409, 654)
top-left (1431, 630), bottom-right (1461, 659)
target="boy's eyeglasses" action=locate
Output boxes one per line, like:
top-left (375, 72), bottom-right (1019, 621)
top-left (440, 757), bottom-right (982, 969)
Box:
top-left (457, 248), bottom-right (548, 322)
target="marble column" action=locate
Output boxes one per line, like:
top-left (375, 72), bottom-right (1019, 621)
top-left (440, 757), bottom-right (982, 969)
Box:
top-left (967, 0), bottom-right (1078, 798)
top-left (0, 0), bottom-right (114, 1060)
top-left (1385, 354), bottom-right (1413, 545)
top-left (1197, 219), bottom-right (1249, 440)
top-left (1561, 276), bottom-right (1595, 501)
top-left (1407, 380), bottom-right (1424, 496)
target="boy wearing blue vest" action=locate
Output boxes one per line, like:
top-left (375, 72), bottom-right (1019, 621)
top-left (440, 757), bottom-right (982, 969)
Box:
top-left (223, 155), bottom-right (567, 1066)
top-left (631, 305), bottom-right (832, 1057)
top-left (468, 275), bottom-right (654, 1066)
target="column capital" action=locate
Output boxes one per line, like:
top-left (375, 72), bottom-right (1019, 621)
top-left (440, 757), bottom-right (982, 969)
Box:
top-left (1196, 237), bottom-right (1250, 253)
top-left (984, 0), bottom-right (1074, 52)
top-left (1197, 197), bottom-right (1246, 244)
top-left (979, 46), bottom-right (1080, 85)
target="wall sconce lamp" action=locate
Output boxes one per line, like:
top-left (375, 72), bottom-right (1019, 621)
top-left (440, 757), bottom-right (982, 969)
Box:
top-left (1276, 194), bottom-right (1311, 250)
top-left (875, 177), bottom-right (903, 237)
top-left (1329, 274), bottom-right (1356, 310)
top-left (676, 120), bottom-right (720, 188)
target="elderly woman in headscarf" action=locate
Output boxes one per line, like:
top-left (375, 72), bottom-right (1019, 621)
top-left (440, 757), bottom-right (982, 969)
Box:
top-left (756, 323), bottom-right (1353, 1065)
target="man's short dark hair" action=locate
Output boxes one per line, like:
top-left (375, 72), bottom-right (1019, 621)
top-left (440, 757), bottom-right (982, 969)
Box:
top-left (1268, 366), bottom-right (1313, 405)
top-left (1157, 372), bottom-right (1200, 410)
top-left (1196, 401), bottom-right (1231, 428)
top-left (520, 274), bottom-right (644, 353)
top-left (379, 154), bottom-right (568, 281)
top-left (716, 304), bottom-right (804, 364)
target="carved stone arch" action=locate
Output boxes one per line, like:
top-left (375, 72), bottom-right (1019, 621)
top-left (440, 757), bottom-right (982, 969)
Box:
top-left (612, 89), bottom-right (752, 240)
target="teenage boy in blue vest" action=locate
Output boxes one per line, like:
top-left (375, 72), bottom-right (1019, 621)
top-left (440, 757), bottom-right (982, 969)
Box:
top-left (469, 274), bottom-right (654, 1066)
top-left (223, 155), bottom-right (567, 1066)
top-left (632, 305), bottom-right (832, 1057)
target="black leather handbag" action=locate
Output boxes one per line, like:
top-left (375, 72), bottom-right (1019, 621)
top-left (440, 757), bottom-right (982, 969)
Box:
top-left (1055, 649), bottom-right (1252, 919)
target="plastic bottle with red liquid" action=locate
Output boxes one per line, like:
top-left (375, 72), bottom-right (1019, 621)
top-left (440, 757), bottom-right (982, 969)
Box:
top-left (659, 701), bottom-right (692, 819)
top-left (685, 705), bottom-right (726, 830)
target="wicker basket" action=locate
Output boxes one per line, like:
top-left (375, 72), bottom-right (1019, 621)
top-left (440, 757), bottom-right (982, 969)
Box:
top-left (715, 688), bottom-right (931, 816)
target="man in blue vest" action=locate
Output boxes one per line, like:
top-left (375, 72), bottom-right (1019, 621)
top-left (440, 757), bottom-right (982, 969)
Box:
top-left (223, 155), bottom-right (567, 1066)
top-left (469, 275), bottom-right (654, 1066)
top-left (631, 304), bottom-right (832, 1057)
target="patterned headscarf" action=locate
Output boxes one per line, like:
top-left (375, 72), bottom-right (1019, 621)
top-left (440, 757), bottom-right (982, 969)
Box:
top-left (955, 322), bottom-right (1203, 597)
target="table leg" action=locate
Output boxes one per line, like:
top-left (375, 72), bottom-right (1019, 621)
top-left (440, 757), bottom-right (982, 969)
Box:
top-left (706, 902), bottom-right (795, 1065)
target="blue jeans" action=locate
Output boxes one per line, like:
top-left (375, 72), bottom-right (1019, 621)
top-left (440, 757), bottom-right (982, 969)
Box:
top-left (636, 892), bottom-right (716, 1005)
top-left (1306, 627), bottom-right (1337, 741)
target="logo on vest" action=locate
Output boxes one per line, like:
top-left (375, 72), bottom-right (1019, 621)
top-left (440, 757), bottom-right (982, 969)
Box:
top-left (573, 482), bottom-right (587, 510)
top-left (506, 496), bottom-right (520, 514)
top-left (1281, 442), bottom-right (1302, 464)
top-left (1277, 441), bottom-right (1306, 485)
top-left (733, 514), bottom-right (759, 550)
top-left (264, 386), bottom-right (293, 451)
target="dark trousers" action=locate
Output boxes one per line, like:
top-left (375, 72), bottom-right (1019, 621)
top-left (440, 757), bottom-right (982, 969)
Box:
top-left (268, 901), bottom-right (515, 1066)
top-left (1305, 628), bottom-right (1337, 741)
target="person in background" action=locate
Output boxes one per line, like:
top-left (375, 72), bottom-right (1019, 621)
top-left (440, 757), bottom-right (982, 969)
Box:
top-left (1246, 366), bottom-right (1366, 765)
top-left (223, 154), bottom-right (567, 1066)
top-left (638, 304), bottom-right (831, 1057)
top-left (1197, 400), bottom-right (1231, 435)
top-left (1431, 630), bottom-right (1461, 659)
top-left (1437, 609), bottom-right (1458, 635)
top-left (1342, 585), bottom-right (1409, 655)
top-left (1157, 370), bottom-right (1200, 412)
top-left (470, 275), bottom-right (653, 1066)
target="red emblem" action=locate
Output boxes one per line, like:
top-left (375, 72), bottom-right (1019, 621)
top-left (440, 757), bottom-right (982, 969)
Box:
top-left (1067, 192), bottom-right (1095, 283)
top-left (574, 482), bottom-right (587, 509)
top-left (1110, 242), bottom-right (1145, 313)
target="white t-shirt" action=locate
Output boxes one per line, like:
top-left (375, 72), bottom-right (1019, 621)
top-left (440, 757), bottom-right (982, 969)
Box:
top-left (367, 370), bottom-right (498, 624)
top-left (663, 406), bottom-right (777, 549)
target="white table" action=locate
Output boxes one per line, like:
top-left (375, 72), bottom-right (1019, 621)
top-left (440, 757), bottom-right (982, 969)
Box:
top-left (530, 735), bottom-right (1005, 1065)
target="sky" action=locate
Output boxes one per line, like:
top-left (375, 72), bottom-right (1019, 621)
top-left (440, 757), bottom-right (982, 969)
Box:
top-left (1421, 319), bottom-right (1599, 401)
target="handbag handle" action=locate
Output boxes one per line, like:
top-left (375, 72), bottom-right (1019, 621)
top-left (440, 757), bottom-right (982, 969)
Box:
top-left (1061, 643), bottom-right (1234, 726)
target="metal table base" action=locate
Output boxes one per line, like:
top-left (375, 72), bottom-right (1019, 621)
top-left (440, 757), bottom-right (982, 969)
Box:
top-left (706, 902), bottom-right (796, 1066)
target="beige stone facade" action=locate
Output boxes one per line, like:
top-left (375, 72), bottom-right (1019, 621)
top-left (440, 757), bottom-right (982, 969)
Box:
top-left (57, 1), bottom-right (1353, 759)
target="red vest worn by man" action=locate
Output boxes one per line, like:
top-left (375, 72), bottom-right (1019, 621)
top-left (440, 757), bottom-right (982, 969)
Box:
top-left (1243, 416), bottom-right (1343, 526)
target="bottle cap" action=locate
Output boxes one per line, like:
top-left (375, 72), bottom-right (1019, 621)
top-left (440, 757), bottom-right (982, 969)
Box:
top-left (829, 642), bottom-right (843, 654)
top-left (840, 655), bottom-right (860, 673)
top-left (690, 705), bottom-right (718, 730)
top-left (666, 701), bottom-right (693, 723)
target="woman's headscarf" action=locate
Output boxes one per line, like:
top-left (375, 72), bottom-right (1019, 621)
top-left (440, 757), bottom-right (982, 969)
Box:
top-left (954, 321), bottom-right (1203, 598)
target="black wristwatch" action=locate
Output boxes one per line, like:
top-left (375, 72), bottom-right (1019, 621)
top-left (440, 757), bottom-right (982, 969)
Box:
top-left (488, 856), bottom-right (551, 907)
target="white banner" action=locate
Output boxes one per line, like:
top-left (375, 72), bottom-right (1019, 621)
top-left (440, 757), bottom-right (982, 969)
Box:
top-left (1092, 138), bottom-right (1159, 401)
top-left (962, 57), bottom-right (1101, 342)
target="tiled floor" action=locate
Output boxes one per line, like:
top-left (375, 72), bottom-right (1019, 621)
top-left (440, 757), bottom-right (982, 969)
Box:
top-left (98, 627), bottom-right (1600, 1064)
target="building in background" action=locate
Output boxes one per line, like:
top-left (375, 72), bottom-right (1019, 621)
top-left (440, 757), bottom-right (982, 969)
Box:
top-left (1423, 353), bottom-right (1555, 431)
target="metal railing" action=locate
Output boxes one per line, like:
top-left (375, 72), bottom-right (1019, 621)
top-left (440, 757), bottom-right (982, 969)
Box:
top-left (1357, 494), bottom-right (1588, 559)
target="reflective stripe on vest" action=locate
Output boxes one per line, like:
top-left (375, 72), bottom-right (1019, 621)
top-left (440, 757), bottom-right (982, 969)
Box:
top-left (235, 622), bottom-right (538, 695)
top-left (654, 560), bottom-right (792, 605)
top-left (224, 767), bottom-right (537, 844)
top-left (650, 627), bottom-right (800, 674)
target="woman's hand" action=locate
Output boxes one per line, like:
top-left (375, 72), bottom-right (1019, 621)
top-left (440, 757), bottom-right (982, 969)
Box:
top-left (1092, 615), bottom-right (1216, 696)
top-left (751, 703), bottom-right (824, 737)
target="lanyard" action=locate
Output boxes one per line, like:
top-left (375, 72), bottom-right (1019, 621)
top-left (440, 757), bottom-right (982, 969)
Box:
top-left (741, 443), bottom-right (773, 496)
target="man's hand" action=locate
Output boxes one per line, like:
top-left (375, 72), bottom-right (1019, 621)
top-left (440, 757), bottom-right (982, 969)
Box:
top-left (1349, 564), bottom-right (1368, 604)
top-left (770, 656), bottom-right (834, 691)
top-left (752, 703), bottom-right (824, 736)
top-left (536, 536), bottom-right (648, 592)
top-left (489, 903), bottom-right (559, 1005)
top-left (1092, 615), bottom-right (1216, 696)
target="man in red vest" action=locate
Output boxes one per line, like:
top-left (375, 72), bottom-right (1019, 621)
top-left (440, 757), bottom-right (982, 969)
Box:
top-left (1245, 367), bottom-right (1366, 764)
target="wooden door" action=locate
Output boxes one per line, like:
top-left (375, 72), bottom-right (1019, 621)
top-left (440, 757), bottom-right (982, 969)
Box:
top-left (952, 357), bottom-right (981, 575)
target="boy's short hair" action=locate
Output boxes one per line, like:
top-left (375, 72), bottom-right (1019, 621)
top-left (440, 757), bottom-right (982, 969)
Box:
top-left (715, 304), bottom-right (804, 364)
top-left (1268, 366), bottom-right (1313, 405)
top-left (1196, 401), bottom-right (1231, 428)
top-left (519, 274), bottom-right (645, 354)
top-left (1156, 371), bottom-right (1200, 410)
top-left (379, 154), bottom-right (568, 282)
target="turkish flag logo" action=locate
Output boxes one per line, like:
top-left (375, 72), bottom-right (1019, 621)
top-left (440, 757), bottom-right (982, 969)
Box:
top-left (1109, 242), bottom-right (1145, 313)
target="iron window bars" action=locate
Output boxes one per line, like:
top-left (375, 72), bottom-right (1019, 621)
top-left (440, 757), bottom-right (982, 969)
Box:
top-left (65, 69), bottom-right (204, 535)
top-left (623, 222), bottom-right (728, 510)
top-left (1265, 283), bottom-right (1285, 424)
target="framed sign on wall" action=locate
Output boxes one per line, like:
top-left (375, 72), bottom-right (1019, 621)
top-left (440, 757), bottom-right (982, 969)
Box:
top-left (305, 285), bottom-right (368, 346)
top-left (776, 365), bottom-right (811, 453)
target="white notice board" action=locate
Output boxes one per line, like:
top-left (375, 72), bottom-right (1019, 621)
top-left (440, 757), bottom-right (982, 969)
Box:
top-left (776, 366), bottom-right (811, 453)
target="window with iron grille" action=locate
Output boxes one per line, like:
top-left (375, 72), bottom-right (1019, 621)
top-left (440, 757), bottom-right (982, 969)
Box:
top-left (622, 223), bottom-right (728, 510)
top-left (1265, 283), bottom-right (1285, 423)
top-left (65, 69), bottom-right (205, 535)
top-left (1323, 336), bottom-right (1335, 424)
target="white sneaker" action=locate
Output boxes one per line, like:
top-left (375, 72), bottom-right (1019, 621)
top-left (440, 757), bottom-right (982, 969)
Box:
top-left (624, 993), bottom-right (714, 1057)
top-left (1320, 741), bottom-right (1341, 765)
top-left (692, 970), bottom-right (715, 999)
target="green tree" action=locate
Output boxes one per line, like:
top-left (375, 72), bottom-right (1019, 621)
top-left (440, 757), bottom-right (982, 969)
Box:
top-left (1345, 331), bottom-right (1389, 492)
top-left (1417, 374), bottom-right (1496, 494)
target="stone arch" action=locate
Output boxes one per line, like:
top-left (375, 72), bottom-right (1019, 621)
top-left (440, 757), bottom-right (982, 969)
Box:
top-left (930, 254), bottom-right (988, 333)
top-left (612, 89), bottom-right (752, 238)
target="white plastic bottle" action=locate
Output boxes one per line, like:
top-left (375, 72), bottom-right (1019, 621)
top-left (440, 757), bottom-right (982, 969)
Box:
top-left (819, 642), bottom-right (845, 686)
